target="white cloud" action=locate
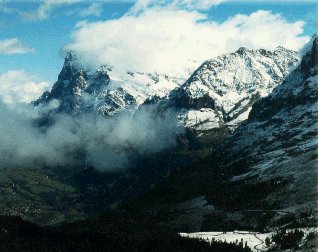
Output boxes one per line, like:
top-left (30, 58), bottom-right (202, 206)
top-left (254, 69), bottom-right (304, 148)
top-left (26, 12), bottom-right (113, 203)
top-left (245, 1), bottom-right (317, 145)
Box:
top-left (129, 0), bottom-right (227, 13)
top-left (79, 2), bottom-right (103, 17)
top-left (0, 38), bottom-right (34, 55)
top-left (65, 4), bottom-right (309, 75)
top-left (174, 0), bottom-right (227, 10)
top-left (20, 0), bottom-right (134, 21)
top-left (0, 70), bottom-right (50, 104)
top-left (23, 0), bottom-right (81, 20)
top-left (67, 2), bottom-right (104, 17)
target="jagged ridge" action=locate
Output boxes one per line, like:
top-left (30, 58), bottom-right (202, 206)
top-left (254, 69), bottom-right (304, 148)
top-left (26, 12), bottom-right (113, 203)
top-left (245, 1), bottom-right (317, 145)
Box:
top-left (37, 46), bottom-right (299, 138)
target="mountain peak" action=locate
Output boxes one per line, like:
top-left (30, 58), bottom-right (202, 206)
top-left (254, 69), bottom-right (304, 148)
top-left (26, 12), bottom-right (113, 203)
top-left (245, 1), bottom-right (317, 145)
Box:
top-left (65, 51), bottom-right (77, 62)
top-left (166, 45), bottom-right (299, 138)
top-left (275, 45), bottom-right (289, 51)
top-left (236, 47), bottom-right (249, 54)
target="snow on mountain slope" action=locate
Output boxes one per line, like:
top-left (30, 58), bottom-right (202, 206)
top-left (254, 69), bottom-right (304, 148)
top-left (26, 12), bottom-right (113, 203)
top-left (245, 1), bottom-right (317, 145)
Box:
top-left (137, 38), bottom-right (317, 231)
top-left (168, 46), bottom-right (299, 132)
top-left (35, 52), bottom-right (189, 116)
top-left (212, 36), bottom-right (318, 214)
top-left (36, 46), bottom-right (298, 143)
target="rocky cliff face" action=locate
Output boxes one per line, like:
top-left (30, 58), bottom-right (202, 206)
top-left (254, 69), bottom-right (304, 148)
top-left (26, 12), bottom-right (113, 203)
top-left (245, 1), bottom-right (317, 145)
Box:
top-left (35, 52), bottom-right (187, 116)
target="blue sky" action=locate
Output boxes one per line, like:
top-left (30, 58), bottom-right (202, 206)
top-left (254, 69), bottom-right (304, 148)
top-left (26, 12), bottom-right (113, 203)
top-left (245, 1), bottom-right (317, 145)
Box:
top-left (0, 1), bottom-right (134, 83)
top-left (0, 0), bottom-right (317, 103)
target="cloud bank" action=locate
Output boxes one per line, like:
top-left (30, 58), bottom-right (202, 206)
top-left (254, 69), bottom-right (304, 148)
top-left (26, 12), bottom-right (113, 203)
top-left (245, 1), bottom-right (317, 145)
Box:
top-left (0, 38), bottom-right (34, 55)
top-left (0, 101), bottom-right (182, 170)
top-left (65, 1), bottom-right (309, 75)
top-left (0, 70), bottom-right (50, 104)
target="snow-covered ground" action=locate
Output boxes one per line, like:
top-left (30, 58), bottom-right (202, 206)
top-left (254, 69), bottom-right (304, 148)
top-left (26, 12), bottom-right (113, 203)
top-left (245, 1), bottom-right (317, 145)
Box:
top-left (180, 228), bottom-right (318, 252)
top-left (180, 230), bottom-right (272, 251)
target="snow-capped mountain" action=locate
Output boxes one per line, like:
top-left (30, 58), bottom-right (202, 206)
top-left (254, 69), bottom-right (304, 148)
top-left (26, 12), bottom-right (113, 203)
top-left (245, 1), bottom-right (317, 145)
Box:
top-left (166, 46), bottom-right (299, 133)
top-left (129, 37), bottom-right (318, 231)
top-left (33, 46), bottom-right (301, 166)
top-left (35, 52), bottom-right (189, 116)
top-left (36, 46), bottom-right (298, 139)
top-left (226, 37), bottom-right (318, 204)
top-left (12, 36), bottom-right (318, 232)
top-left (204, 37), bottom-right (318, 218)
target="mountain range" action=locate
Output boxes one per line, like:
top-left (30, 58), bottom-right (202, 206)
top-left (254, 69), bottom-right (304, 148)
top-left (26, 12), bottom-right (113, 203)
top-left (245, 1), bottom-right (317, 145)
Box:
top-left (1, 36), bottom-right (317, 251)
top-left (35, 45), bottom-right (299, 148)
